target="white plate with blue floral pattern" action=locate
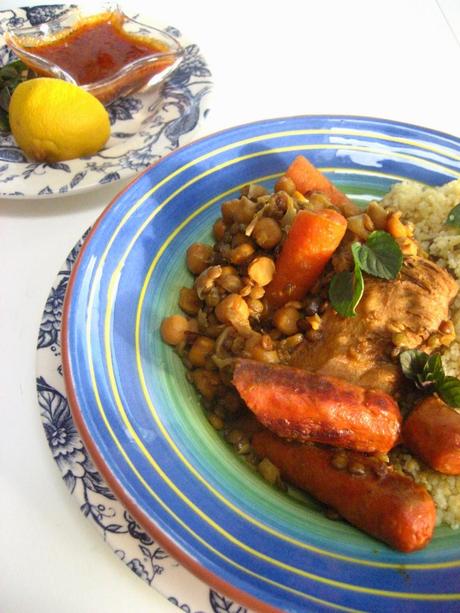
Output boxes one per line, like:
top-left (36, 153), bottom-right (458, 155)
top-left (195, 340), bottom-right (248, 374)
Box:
top-left (0, 4), bottom-right (213, 199)
top-left (36, 231), bottom-right (248, 613)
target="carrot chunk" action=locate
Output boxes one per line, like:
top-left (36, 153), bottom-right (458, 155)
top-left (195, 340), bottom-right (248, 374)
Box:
top-left (265, 207), bottom-right (347, 308)
top-left (403, 395), bottom-right (460, 475)
top-left (286, 155), bottom-right (357, 214)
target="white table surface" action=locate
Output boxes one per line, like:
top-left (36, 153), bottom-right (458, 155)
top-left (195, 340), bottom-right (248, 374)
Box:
top-left (1, 1), bottom-right (460, 611)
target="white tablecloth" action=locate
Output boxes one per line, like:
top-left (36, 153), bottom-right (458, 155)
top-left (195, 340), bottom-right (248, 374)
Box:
top-left (2, 1), bottom-right (460, 611)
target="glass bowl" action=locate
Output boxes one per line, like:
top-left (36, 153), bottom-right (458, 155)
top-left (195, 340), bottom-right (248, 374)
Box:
top-left (4, 4), bottom-right (184, 105)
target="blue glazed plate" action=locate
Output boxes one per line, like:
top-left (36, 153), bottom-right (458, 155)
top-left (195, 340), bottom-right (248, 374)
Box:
top-left (63, 116), bottom-right (460, 612)
top-left (0, 5), bottom-right (212, 199)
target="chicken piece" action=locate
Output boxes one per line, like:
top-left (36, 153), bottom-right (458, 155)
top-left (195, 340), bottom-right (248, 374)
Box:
top-left (291, 256), bottom-right (458, 395)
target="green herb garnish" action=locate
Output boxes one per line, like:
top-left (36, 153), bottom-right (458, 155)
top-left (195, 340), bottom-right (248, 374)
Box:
top-left (328, 242), bottom-right (364, 317)
top-left (445, 203), bottom-right (460, 228)
top-left (354, 230), bottom-right (403, 280)
top-left (329, 231), bottom-right (403, 317)
top-left (0, 60), bottom-right (36, 133)
top-left (399, 349), bottom-right (460, 408)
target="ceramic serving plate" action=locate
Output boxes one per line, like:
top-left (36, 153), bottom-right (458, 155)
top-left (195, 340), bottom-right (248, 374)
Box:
top-left (62, 116), bottom-right (460, 612)
top-left (0, 4), bottom-right (212, 198)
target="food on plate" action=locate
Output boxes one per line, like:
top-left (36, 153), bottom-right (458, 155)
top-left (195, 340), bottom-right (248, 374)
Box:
top-left (403, 395), bottom-right (460, 475)
top-left (290, 256), bottom-right (458, 394)
top-left (252, 429), bottom-right (436, 552)
top-left (233, 359), bottom-right (402, 453)
top-left (0, 59), bottom-right (36, 133)
top-left (161, 154), bottom-right (460, 549)
top-left (9, 78), bottom-right (110, 162)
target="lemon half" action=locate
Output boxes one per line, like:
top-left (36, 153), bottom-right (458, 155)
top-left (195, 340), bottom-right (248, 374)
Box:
top-left (9, 77), bottom-right (110, 162)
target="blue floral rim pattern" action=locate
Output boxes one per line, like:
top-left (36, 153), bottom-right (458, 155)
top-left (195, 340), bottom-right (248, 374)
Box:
top-left (35, 232), bottom-right (246, 613)
top-left (0, 4), bottom-right (213, 198)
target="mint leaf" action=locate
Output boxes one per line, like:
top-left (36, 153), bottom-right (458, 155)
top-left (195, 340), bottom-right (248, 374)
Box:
top-left (437, 376), bottom-right (460, 408)
top-left (354, 231), bottom-right (403, 280)
top-left (445, 204), bottom-right (460, 228)
top-left (399, 349), bottom-right (429, 382)
top-left (422, 353), bottom-right (444, 385)
top-left (399, 349), bottom-right (460, 408)
top-left (328, 243), bottom-right (364, 317)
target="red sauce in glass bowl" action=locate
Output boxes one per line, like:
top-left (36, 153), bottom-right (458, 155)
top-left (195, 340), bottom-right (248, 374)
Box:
top-left (28, 14), bottom-right (171, 85)
top-left (7, 11), bottom-right (182, 103)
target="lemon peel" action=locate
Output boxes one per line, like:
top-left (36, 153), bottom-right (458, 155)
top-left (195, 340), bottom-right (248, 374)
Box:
top-left (9, 77), bottom-right (110, 162)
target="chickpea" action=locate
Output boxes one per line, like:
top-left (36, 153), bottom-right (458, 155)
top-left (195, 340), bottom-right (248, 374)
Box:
top-left (366, 201), bottom-right (388, 230)
top-left (215, 293), bottom-right (250, 327)
top-left (186, 243), bottom-right (214, 275)
top-left (192, 369), bottom-right (221, 400)
top-left (308, 192), bottom-right (332, 209)
top-left (217, 273), bottom-right (243, 293)
top-left (239, 283), bottom-right (252, 297)
top-left (213, 218), bottom-right (226, 241)
top-left (274, 175), bottom-right (296, 196)
top-left (250, 344), bottom-right (279, 363)
top-left (273, 306), bottom-right (301, 336)
top-left (247, 256), bottom-right (275, 286)
top-left (188, 336), bottom-right (215, 367)
top-left (250, 285), bottom-right (265, 300)
top-left (247, 298), bottom-right (264, 314)
top-left (220, 265), bottom-right (237, 276)
top-left (232, 196), bottom-right (257, 225)
top-left (229, 242), bottom-right (255, 265)
top-left (221, 199), bottom-right (240, 223)
top-left (347, 213), bottom-right (374, 240)
top-left (178, 287), bottom-right (201, 315)
top-left (160, 314), bottom-right (191, 345)
top-left (244, 332), bottom-right (262, 353)
top-left (208, 412), bottom-right (224, 430)
top-left (253, 217), bottom-right (282, 249)
top-left (242, 183), bottom-right (269, 200)
top-left (258, 457), bottom-right (281, 485)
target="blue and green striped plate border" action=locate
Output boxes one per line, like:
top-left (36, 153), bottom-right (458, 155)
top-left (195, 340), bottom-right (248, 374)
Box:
top-left (63, 116), bottom-right (460, 612)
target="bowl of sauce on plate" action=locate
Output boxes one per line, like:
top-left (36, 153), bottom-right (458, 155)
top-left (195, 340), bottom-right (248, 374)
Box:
top-left (5, 7), bottom-right (183, 104)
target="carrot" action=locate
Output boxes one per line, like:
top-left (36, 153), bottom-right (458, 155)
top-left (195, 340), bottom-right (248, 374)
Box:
top-left (403, 395), bottom-right (460, 475)
top-left (233, 359), bottom-right (402, 453)
top-left (265, 207), bottom-right (347, 308)
top-left (286, 155), bottom-right (358, 215)
top-left (252, 430), bottom-right (436, 552)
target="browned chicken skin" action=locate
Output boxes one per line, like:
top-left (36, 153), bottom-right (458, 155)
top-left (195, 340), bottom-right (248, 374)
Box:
top-left (291, 256), bottom-right (458, 395)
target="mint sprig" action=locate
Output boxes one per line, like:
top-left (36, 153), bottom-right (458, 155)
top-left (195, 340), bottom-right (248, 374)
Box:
top-left (399, 349), bottom-right (460, 408)
top-left (329, 231), bottom-right (403, 317)
top-left (328, 243), bottom-right (364, 317)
